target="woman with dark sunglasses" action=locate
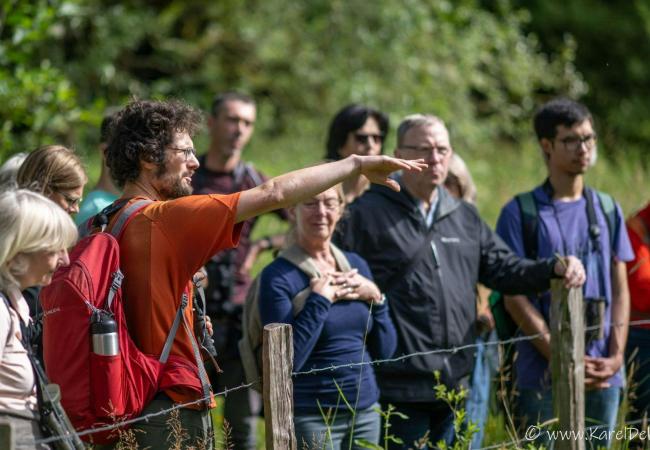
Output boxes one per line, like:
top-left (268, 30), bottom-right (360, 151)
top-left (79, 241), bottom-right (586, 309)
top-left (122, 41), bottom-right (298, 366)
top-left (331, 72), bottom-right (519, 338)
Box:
top-left (325, 104), bottom-right (389, 203)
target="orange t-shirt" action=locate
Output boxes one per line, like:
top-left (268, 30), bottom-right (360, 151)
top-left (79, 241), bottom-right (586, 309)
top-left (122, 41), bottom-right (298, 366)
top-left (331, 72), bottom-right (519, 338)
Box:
top-left (113, 193), bottom-right (242, 405)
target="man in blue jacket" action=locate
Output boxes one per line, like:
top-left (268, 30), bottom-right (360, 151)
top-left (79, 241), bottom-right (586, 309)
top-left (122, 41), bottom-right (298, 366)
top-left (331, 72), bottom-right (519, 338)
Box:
top-left (336, 113), bottom-right (586, 448)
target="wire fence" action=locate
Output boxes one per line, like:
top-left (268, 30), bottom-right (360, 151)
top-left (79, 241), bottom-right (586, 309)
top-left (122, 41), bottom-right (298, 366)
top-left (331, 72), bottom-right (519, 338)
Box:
top-left (18, 318), bottom-right (650, 447)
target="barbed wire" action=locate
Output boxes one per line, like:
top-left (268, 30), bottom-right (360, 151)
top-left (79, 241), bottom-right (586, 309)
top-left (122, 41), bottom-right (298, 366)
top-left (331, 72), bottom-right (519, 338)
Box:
top-left (292, 318), bottom-right (650, 377)
top-left (20, 381), bottom-right (258, 446)
top-left (20, 318), bottom-right (650, 447)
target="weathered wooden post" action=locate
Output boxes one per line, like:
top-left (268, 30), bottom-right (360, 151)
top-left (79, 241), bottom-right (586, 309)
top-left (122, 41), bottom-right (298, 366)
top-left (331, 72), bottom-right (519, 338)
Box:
top-left (263, 323), bottom-right (297, 450)
top-left (550, 280), bottom-right (585, 450)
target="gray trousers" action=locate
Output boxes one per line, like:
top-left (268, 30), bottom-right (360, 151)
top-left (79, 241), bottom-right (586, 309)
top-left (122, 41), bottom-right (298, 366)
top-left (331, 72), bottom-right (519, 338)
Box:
top-left (133, 393), bottom-right (213, 450)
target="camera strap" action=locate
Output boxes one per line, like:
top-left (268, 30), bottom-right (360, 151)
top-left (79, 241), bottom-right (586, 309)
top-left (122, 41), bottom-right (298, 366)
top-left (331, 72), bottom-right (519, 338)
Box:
top-left (192, 275), bottom-right (222, 373)
top-left (1, 293), bottom-right (84, 449)
top-left (540, 181), bottom-right (610, 343)
top-left (584, 188), bottom-right (610, 305)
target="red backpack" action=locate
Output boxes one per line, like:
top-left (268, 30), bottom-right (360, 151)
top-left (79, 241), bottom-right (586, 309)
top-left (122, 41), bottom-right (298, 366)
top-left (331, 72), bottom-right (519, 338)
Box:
top-left (40, 200), bottom-right (204, 444)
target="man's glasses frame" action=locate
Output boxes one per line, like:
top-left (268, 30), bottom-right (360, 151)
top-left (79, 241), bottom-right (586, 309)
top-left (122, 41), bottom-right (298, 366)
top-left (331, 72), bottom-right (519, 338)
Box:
top-left (554, 134), bottom-right (597, 152)
top-left (170, 147), bottom-right (198, 161)
top-left (399, 144), bottom-right (451, 157)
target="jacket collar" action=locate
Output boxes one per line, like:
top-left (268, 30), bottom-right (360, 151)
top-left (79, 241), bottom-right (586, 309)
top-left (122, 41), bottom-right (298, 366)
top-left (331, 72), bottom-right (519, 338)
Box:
top-left (368, 173), bottom-right (460, 223)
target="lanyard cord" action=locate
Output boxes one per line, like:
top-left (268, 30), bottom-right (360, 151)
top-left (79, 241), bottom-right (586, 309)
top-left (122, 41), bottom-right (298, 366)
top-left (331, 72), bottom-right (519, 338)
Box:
top-left (542, 179), bottom-right (607, 299)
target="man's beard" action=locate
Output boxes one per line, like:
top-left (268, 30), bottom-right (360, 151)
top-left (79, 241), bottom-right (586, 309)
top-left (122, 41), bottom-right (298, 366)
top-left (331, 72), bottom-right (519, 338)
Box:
top-left (156, 165), bottom-right (193, 199)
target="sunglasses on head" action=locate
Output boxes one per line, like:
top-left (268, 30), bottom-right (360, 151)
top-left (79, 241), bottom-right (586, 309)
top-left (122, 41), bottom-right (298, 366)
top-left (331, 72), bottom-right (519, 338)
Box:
top-left (353, 133), bottom-right (383, 145)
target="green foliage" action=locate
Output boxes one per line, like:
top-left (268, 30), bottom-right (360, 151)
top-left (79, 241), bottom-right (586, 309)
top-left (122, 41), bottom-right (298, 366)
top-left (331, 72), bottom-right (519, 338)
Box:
top-left (354, 403), bottom-right (408, 450)
top-left (513, 0), bottom-right (650, 159)
top-left (0, 0), bottom-right (101, 159)
top-left (431, 371), bottom-right (478, 450)
top-left (1, 0), bottom-right (585, 161)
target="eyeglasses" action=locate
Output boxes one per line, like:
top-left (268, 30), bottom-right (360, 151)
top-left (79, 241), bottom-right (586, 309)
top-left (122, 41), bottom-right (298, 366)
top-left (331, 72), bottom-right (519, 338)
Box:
top-left (400, 144), bottom-right (451, 157)
top-left (555, 134), bottom-right (597, 152)
top-left (170, 147), bottom-right (198, 161)
top-left (301, 198), bottom-right (342, 211)
top-left (58, 191), bottom-right (83, 208)
top-left (354, 133), bottom-right (384, 145)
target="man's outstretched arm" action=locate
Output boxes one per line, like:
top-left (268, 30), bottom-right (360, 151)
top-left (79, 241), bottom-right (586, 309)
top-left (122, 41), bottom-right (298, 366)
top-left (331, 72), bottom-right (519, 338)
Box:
top-left (235, 154), bottom-right (425, 223)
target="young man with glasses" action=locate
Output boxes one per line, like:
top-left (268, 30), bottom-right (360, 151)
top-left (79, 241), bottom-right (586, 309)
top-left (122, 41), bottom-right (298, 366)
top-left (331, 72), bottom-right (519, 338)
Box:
top-left (335, 113), bottom-right (586, 448)
top-left (496, 98), bottom-right (633, 449)
top-left (190, 91), bottom-right (287, 450)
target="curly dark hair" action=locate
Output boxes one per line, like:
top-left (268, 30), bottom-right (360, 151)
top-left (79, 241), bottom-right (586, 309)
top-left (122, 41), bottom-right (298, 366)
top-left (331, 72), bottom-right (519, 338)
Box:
top-left (106, 99), bottom-right (202, 187)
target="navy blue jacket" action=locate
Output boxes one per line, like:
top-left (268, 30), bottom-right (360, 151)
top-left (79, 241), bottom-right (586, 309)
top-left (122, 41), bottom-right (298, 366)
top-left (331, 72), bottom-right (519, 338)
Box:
top-left (259, 251), bottom-right (397, 413)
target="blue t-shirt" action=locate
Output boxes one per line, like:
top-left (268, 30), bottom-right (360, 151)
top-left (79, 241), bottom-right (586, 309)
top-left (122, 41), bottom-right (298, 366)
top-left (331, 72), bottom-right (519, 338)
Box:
top-left (259, 251), bottom-right (397, 413)
top-left (75, 189), bottom-right (119, 226)
top-left (496, 186), bottom-right (634, 389)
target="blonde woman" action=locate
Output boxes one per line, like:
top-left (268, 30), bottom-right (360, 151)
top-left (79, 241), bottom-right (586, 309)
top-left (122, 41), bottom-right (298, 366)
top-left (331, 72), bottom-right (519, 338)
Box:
top-left (259, 185), bottom-right (396, 449)
top-left (0, 189), bottom-right (77, 449)
top-left (16, 145), bottom-right (87, 216)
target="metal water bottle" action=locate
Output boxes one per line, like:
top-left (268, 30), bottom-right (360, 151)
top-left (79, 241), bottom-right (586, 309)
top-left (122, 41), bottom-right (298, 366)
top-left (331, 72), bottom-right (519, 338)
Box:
top-left (91, 311), bottom-right (119, 356)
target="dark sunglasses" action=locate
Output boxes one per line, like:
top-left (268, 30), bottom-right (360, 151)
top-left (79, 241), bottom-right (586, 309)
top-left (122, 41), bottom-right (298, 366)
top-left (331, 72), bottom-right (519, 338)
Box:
top-left (353, 133), bottom-right (384, 145)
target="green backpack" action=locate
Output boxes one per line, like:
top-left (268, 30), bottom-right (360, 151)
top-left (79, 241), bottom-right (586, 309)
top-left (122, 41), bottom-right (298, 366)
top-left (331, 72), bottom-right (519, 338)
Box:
top-left (238, 242), bottom-right (351, 392)
top-left (489, 187), bottom-right (618, 342)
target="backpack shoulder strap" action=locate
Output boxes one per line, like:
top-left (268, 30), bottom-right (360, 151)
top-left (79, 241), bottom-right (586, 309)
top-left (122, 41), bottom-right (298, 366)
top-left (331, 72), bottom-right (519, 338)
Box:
top-left (278, 242), bottom-right (354, 315)
top-left (109, 199), bottom-right (153, 240)
top-left (515, 191), bottom-right (539, 259)
top-left (594, 189), bottom-right (618, 248)
top-left (278, 243), bottom-right (321, 279)
top-left (78, 199), bottom-right (131, 239)
top-left (583, 187), bottom-right (602, 252)
top-left (159, 292), bottom-right (211, 406)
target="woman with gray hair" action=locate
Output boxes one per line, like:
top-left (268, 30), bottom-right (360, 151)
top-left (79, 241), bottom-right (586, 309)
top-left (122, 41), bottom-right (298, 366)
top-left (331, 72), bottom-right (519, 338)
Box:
top-left (0, 153), bottom-right (28, 189)
top-left (258, 184), bottom-right (397, 449)
top-left (0, 189), bottom-right (77, 449)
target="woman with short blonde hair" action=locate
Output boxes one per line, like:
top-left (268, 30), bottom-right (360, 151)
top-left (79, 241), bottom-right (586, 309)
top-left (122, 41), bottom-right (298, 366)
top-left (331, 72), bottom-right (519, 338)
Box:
top-left (258, 184), bottom-right (396, 449)
top-left (16, 145), bottom-right (87, 215)
top-left (0, 189), bottom-right (77, 449)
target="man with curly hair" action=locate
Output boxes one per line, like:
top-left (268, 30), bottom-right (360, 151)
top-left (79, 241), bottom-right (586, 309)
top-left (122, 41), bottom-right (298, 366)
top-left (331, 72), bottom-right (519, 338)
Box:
top-left (104, 99), bottom-right (426, 448)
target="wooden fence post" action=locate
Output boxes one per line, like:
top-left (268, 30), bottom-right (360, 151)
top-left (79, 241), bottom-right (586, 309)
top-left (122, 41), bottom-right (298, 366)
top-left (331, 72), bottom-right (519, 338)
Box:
top-left (263, 323), bottom-right (297, 450)
top-left (550, 280), bottom-right (585, 450)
